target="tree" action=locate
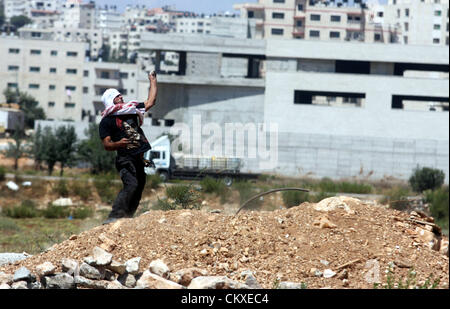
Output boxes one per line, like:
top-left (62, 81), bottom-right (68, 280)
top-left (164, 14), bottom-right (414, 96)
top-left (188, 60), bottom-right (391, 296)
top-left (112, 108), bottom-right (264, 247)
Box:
top-left (39, 126), bottom-right (59, 175)
top-left (10, 15), bottom-right (32, 29)
top-left (3, 88), bottom-right (46, 129)
top-left (55, 125), bottom-right (78, 177)
top-left (409, 167), bottom-right (445, 193)
top-left (78, 123), bottom-right (115, 174)
top-left (31, 124), bottom-right (44, 170)
top-left (2, 127), bottom-right (27, 170)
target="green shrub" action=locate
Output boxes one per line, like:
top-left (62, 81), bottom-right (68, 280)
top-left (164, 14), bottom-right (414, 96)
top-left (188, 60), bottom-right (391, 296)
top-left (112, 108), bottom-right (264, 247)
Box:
top-left (380, 186), bottom-right (411, 211)
top-left (282, 190), bottom-right (310, 208)
top-left (43, 203), bottom-right (70, 219)
top-left (53, 180), bottom-right (69, 197)
top-left (425, 186), bottom-right (449, 232)
top-left (200, 177), bottom-right (228, 202)
top-left (339, 182), bottom-right (373, 194)
top-left (71, 180), bottom-right (92, 201)
top-left (71, 205), bottom-right (94, 219)
top-left (153, 197), bottom-right (177, 211)
top-left (4, 200), bottom-right (39, 218)
top-left (94, 173), bottom-right (120, 203)
top-left (317, 178), bottom-right (338, 193)
top-left (166, 185), bottom-right (200, 209)
top-left (409, 167), bottom-right (445, 193)
top-left (0, 216), bottom-right (21, 232)
top-left (0, 166), bottom-right (6, 181)
top-left (147, 174), bottom-right (162, 189)
top-left (310, 191), bottom-right (334, 203)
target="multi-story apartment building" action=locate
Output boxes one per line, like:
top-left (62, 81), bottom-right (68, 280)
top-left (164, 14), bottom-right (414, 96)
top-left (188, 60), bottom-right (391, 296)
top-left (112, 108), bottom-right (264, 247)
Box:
top-left (0, 36), bottom-right (87, 121)
top-left (375, 0), bottom-right (449, 46)
top-left (54, 0), bottom-right (96, 29)
top-left (234, 0), bottom-right (398, 43)
top-left (4, 0), bottom-right (61, 27)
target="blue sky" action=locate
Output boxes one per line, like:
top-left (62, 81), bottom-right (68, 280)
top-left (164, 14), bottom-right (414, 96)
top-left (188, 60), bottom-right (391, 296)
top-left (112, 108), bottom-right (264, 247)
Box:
top-left (94, 0), bottom-right (387, 14)
top-left (94, 0), bottom-right (257, 14)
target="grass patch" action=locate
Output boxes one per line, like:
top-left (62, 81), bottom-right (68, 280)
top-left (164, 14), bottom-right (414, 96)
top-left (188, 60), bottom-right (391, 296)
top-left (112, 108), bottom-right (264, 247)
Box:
top-left (93, 173), bottom-right (121, 204)
top-left (232, 180), bottom-right (262, 210)
top-left (42, 203), bottom-right (71, 219)
top-left (147, 174), bottom-right (162, 189)
top-left (71, 180), bottom-right (92, 201)
top-left (200, 177), bottom-right (229, 203)
top-left (53, 179), bottom-right (70, 197)
top-left (3, 200), bottom-right (40, 218)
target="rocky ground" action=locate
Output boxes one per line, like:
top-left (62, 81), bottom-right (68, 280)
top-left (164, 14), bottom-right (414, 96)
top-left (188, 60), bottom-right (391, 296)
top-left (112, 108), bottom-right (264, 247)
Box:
top-left (0, 196), bottom-right (448, 289)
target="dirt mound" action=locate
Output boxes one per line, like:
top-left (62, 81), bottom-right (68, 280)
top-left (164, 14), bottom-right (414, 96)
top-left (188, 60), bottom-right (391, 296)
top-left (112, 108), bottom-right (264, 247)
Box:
top-left (1, 196), bottom-right (448, 289)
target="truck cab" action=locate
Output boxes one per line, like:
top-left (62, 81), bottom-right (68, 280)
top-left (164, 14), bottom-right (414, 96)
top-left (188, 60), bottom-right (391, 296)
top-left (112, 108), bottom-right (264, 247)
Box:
top-left (144, 135), bottom-right (171, 181)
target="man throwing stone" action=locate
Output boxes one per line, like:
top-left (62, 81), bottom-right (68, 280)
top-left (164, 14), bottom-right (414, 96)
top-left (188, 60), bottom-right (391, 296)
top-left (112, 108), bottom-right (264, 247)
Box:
top-left (99, 71), bottom-right (158, 224)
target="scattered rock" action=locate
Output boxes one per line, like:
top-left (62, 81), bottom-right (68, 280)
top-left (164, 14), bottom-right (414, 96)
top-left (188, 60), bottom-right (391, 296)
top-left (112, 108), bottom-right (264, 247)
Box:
top-left (43, 273), bottom-right (75, 289)
top-left (0, 272), bottom-right (13, 285)
top-left (0, 283), bottom-right (11, 289)
top-left (52, 198), bottom-right (73, 207)
top-left (118, 273), bottom-right (137, 288)
top-left (11, 281), bottom-right (28, 289)
top-left (35, 262), bottom-right (56, 277)
top-left (6, 181), bottom-right (19, 191)
top-left (188, 276), bottom-right (249, 289)
top-left (0, 253), bottom-right (31, 266)
top-left (92, 247), bottom-right (113, 266)
top-left (323, 269), bottom-right (336, 278)
top-left (107, 260), bottom-right (127, 275)
top-left (314, 196), bottom-right (357, 214)
top-left (13, 267), bottom-right (32, 282)
top-left (107, 280), bottom-right (128, 289)
top-left (149, 259), bottom-right (170, 279)
top-left (173, 268), bottom-right (209, 286)
top-left (79, 263), bottom-right (104, 280)
top-left (278, 282), bottom-right (306, 289)
top-left (125, 257), bottom-right (141, 275)
top-left (240, 270), bottom-right (262, 289)
top-left (61, 258), bottom-right (79, 276)
top-left (75, 276), bottom-right (109, 289)
top-left (136, 270), bottom-right (184, 289)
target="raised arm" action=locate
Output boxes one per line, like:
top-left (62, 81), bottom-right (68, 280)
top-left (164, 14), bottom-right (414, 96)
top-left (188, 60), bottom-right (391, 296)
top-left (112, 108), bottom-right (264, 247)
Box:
top-left (102, 136), bottom-right (130, 151)
top-left (144, 70), bottom-right (158, 112)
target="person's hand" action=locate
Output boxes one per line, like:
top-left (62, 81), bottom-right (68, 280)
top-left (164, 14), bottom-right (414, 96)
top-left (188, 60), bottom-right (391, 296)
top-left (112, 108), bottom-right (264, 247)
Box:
top-left (149, 70), bottom-right (157, 82)
top-left (116, 138), bottom-right (130, 149)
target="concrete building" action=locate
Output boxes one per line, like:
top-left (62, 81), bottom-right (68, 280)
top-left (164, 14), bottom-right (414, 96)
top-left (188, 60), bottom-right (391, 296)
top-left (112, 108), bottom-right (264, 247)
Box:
top-left (4, 0), bottom-right (61, 27)
top-left (96, 5), bottom-right (122, 35)
top-left (0, 36), bottom-right (87, 121)
top-left (55, 0), bottom-right (96, 29)
top-left (379, 0), bottom-right (449, 46)
top-left (234, 0), bottom-right (399, 43)
top-left (137, 33), bottom-right (449, 182)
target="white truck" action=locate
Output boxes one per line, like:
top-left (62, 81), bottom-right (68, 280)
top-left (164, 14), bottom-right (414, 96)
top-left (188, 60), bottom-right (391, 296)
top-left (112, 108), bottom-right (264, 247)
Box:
top-left (143, 135), bottom-right (257, 184)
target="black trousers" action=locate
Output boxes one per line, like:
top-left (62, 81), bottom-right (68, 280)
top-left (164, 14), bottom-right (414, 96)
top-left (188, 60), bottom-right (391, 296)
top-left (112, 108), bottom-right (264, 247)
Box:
top-left (108, 154), bottom-right (146, 219)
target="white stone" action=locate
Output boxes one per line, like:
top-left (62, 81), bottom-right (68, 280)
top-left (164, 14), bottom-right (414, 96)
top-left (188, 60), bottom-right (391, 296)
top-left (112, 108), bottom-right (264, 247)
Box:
top-left (92, 246), bottom-right (113, 266)
top-left (323, 269), bottom-right (336, 278)
top-left (36, 262), bottom-right (56, 277)
top-left (125, 257), bottom-right (141, 275)
top-left (6, 181), bottom-right (19, 191)
top-left (136, 270), bottom-right (184, 289)
top-left (149, 259), bottom-right (170, 279)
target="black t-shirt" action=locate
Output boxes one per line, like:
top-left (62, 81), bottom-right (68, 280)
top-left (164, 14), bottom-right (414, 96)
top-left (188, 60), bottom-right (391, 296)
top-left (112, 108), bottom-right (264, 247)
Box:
top-left (99, 106), bottom-right (151, 157)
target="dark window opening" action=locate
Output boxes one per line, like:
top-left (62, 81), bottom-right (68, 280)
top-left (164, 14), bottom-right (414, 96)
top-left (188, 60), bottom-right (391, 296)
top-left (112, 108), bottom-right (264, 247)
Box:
top-left (294, 90), bottom-right (366, 107)
top-left (392, 95), bottom-right (449, 112)
top-left (394, 63), bottom-right (449, 76)
top-left (335, 60), bottom-right (370, 74)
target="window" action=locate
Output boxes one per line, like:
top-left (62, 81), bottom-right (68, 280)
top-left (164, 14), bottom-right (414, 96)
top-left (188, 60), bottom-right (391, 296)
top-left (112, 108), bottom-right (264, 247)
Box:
top-left (433, 24), bottom-right (441, 30)
top-left (31, 32), bottom-right (41, 38)
top-left (67, 51), bottom-right (78, 57)
top-left (309, 30), bottom-right (320, 37)
top-left (404, 36), bottom-right (408, 44)
top-left (248, 11), bottom-right (254, 18)
top-left (374, 33), bottom-right (382, 41)
top-left (404, 22), bottom-right (409, 31)
top-left (272, 12), bottom-right (285, 19)
top-left (84, 70), bottom-right (89, 77)
top-left (51, 50), bottom-right (57, 56)
top-left (29, 67), bottom-right (40, 73)
top-left (30, 49), bottom-right (41, 55)
top-left (271, 28), bottom-right (284, 35)
top-left (48, 102), bottom-right (55, 107)
top-left (120, 72), bottom-right (129, 79)
top-left (29, 84), bottom-right (40, 89)
top-left (65, 86), bottom-right (76, 91)
top-left (377, 12), bottom-right (384, 17)
top-left (7, 83), bottom-right (18, 88)
top-left (435, 10), bottom-right (442, 16)
top-left (330, 31), bottom-right (340, 39)
top-left (65, 103), bottom-right (76, 108)
top-left (83, 87), bottom-right (89, 94)
top-left (66, 69), bottom-right (77, 74)
top-left (50, 68), bottom-right (57, 73)
top-left (405, 8), bottom-right (409, 17)
top-left (273, 0), bottom-right (285, 3)
top-left (100, 71), bottom-right (110, 79)
top-left (330, 15), bottom-right (341, 22)
top-left (433, 38), bottom-right (440, 44)
top-left (294, 90), bottom-right (365, 107)
top-left (49, 85), bottom-right (56, 90)
top-left (9, 48), bottom-right (20, 54)
top-left (296, 20), bottom-right (303, 27)
top-left (8, 65), bottom-right (19, 71)
top-left (298, 4), bottom-right (304, 11)
top-left (310, 14), bottom-right (321, 21)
